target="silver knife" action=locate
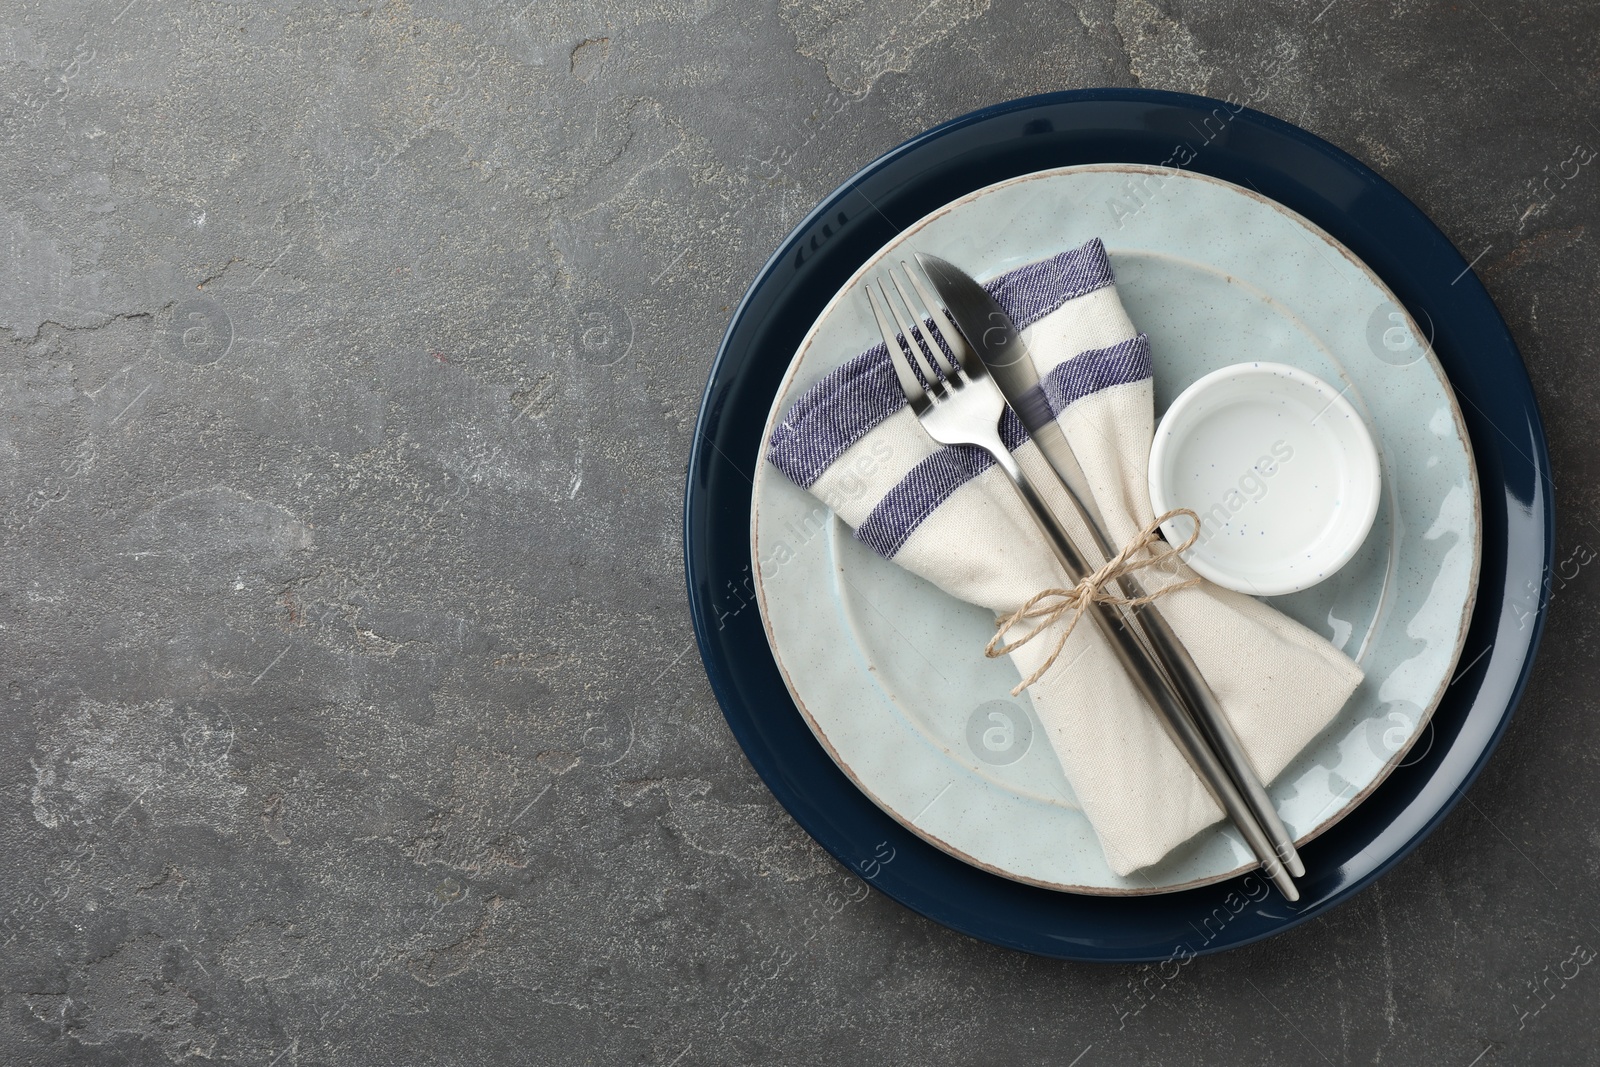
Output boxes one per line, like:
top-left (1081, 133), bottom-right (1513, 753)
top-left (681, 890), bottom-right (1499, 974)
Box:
top-left (916, 251), bottom-right (1307, 882)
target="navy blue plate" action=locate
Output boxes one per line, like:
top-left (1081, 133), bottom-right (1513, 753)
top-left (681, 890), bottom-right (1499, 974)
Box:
top-left (683, 89), bottom-right (1551, 961)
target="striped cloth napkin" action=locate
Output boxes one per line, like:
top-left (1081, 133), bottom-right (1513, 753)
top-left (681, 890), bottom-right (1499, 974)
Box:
top-left (766, 237), bottom-right (1363, 876)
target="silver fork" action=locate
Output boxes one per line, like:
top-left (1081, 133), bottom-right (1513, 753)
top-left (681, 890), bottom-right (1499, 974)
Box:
top-left (866, 260), bottom-right (1299, 901)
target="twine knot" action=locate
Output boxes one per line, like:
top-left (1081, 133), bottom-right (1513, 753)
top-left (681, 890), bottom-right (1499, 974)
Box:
top-left (985, 508), bottom-right (1203, 695)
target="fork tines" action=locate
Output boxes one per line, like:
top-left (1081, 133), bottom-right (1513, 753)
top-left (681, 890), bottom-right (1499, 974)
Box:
top-left (866, 262), bottom-right (973, 405)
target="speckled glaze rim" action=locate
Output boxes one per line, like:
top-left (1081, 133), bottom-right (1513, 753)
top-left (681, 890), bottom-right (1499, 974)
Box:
top-left (749, 164), bottom-right (1479, 896)
top-left (685, 88), bottom-right (1549, 961)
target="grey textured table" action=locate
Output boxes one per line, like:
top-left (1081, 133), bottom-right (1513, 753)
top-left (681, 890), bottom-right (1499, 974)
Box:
top-left (1, 1), bottom-right (1595, 1064)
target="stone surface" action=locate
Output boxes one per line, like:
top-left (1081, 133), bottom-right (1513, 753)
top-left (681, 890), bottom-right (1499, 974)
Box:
top-left (1, 1), bottom-right (1596, 1064)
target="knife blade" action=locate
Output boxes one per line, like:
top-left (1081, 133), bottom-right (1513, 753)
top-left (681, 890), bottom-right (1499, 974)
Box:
top-left (913, 254), bottom-right (1111, 535)
top-left (915, 250), bottom-right (1307, 882)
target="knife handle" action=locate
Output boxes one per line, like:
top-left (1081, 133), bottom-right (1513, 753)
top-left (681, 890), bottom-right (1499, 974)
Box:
top-left (1025, 456), bottom-right (1307, 880)
top-left (1120, 586), bottom-right (1306, 878)
top-left (988, 445), bottom-right (1299, 901)
top-left (1016, 416), bottom-right (1306, 878)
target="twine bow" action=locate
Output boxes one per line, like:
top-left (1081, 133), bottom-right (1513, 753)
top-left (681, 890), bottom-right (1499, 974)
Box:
top-left (985, 508), bottom-right (1204, 695)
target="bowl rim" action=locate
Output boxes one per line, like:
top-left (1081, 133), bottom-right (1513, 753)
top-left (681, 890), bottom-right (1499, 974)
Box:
top-left (1148, 360), bottom-right (1384, 596)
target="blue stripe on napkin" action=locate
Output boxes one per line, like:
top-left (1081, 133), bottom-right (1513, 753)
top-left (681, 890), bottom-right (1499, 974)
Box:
top-left (766, 342), bottom-right (902, 491)
top-left (767, 239), bottom-right (1115, 489)
top-left (766, 238), bottom-right (1150, 562)
top-left (1036, 335), bottom-right (1152, 418)
top-left (856, 339), bottom-right (1147, 558)
top-left (856, 414), bottom-right (1029, 557)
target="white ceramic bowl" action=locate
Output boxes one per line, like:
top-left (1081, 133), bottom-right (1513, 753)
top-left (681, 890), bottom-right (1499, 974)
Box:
top-left (1148, 362), bottom-right (1381, 596)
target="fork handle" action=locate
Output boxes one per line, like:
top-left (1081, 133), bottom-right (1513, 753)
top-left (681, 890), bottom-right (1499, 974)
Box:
top-left (986, 444), bottom-right (1299, 901)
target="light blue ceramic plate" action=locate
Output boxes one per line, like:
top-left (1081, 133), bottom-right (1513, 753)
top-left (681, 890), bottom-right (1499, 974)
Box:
top-left (751, 165), bottom-right (1480, 894)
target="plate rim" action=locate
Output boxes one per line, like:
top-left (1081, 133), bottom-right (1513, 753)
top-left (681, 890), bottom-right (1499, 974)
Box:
top-left (685, 87), bottom-right (1552, 961)
top-left (748, 162), bottom-right (1481, 894)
